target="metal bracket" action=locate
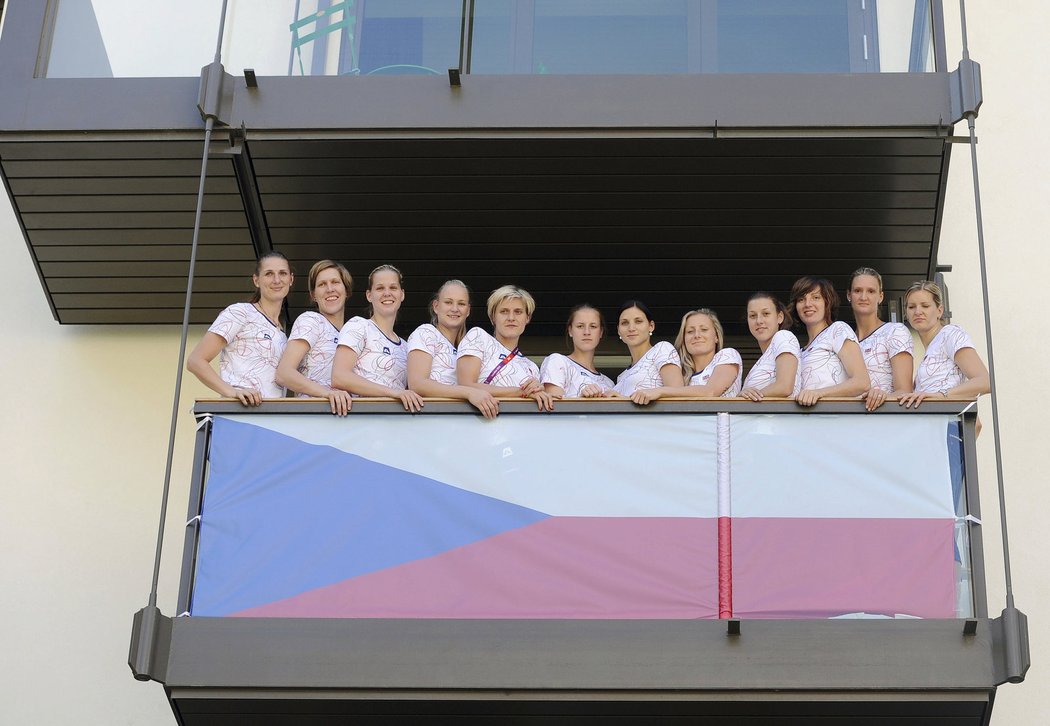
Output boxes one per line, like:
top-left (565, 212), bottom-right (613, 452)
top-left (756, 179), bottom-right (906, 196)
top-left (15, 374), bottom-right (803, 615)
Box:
top-left (726, 619), bottom-right (741, 636)
top-left (963, 619), bottom-right (978, 636)
top-left (128, 605), bottom-right (172, 683)
top-left (197, 61), bottom-right (235, 127)
top-left (995, 607), bottom-right (1031, 684)
top-left (949, 58), bottom-right (983, 123)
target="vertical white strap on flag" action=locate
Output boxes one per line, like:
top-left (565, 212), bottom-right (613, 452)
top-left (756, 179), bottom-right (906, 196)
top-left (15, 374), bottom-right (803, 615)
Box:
top-left (716, 412), bottom-right (731, 518)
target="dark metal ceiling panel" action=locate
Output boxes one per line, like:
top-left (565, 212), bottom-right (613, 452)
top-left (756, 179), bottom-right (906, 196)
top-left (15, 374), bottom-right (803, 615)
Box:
top-left (2, 135), bottom-right (948, 342)
top-left (248, 136), bottom-right (947, 346)
top-left (0, 139), bottom-right (258, 325)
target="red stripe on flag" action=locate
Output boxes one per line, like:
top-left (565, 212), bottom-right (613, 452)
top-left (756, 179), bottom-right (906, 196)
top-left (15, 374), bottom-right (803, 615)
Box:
top-left (718, 515), bottom-right (733, 619)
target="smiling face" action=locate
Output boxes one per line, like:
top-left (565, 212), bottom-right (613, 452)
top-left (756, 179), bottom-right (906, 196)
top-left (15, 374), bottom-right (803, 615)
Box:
top-left (617, 306), bottom-right (655, 348)
top-left (795, 286), bottom-right (827, 330)
top-left (849, 274), bottom-right (884, 318)
top-left (366, 269), bottom-right (404, 318)
top-left (746, 297), bottom-right (784, 345)
top-left (311, 266), bottom-right (347, 317)
top-left (253, 255), bottom-right (293, 304)
top-left (433, 283), bottom-right (470, 333)
top-left (905, 289), bottom-right (943, 334)
top-left (492, 296), bottom-right (530, 341)
top-left (568, 308), bottom-right (603, 354)
top-left (683, 313), bottom-right (718, 359)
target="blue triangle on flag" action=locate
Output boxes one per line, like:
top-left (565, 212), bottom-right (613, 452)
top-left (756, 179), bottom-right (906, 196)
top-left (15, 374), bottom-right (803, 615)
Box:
top-left (193, 417), bottom-right (549, 616)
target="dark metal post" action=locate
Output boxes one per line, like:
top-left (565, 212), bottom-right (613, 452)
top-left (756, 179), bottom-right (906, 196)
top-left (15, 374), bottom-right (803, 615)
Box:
top-left (957, 0), bottom-right (1028, 684)
top-left (131, 0), bottom-right (231, 683)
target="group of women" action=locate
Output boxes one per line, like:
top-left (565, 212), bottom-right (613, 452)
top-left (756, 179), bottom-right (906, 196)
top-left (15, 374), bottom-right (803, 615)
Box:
top-left (187, 253), bottom-right (991, 417)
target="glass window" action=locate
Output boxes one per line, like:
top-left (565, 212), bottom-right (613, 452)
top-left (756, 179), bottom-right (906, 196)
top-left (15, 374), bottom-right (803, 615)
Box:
top-left (356, 0), bottom-right (462, 76)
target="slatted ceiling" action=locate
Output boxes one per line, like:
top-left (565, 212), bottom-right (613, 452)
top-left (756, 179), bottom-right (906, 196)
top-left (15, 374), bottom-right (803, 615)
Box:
top-left (254, 155), bottom-right (944, 177)
top-left (272, 226), bottom-right (936, 245)
top-left (261, 190), bottom-right (938, 211)
top-left (4, 135), bottom-right (947, 331)
top-left (47, 276), bottom-right (248, 293)
top-left (28, 228), bottom-right (252, 245)
top-left (16, 194), bottom-right (246, 213)
top-left (8, 175), bottom-right (239, 195)
top-left (275, 258), bottom-right (927, 277)
top-left (260, 173), bottom-right (943, 194)
top-left (0, 138), bottom-right (258, 325)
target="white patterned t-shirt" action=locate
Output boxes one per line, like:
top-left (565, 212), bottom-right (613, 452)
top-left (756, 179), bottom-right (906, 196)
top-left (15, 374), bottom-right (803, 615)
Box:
top-left (689, 347), bottom-right (743, 397)
top-left (614, 341), bottom-right (681, 396)
top-left (914, 324), bottom-right (976, 394)
top-left (743, 329), bottom-right (802, 397)
top-left (457, 327), bottom-right (540, 388)
top-left (288, 311), bottom-right (340, 395)
top-left (858, 322), bottom-right (914, 393)
top-left (407, 324), bottom-right (458, 386)
top-left (800, 321), bottom-right (858, 391)
top-left (540, 353), bottom-right (615, 397)
top-left (207, 302), bottom-right (287, 398)
top-left (336, 316), bottom-right (407, 392)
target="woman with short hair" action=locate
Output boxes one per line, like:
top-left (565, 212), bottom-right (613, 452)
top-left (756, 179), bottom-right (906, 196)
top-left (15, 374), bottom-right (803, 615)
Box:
top-left (456, 285), bottom-right (554, 411)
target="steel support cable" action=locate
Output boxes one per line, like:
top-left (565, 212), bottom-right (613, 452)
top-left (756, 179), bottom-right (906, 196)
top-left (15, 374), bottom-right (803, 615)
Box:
top-left (146, 0), bottom-right (231, 609)
top-left (957, 0), bottom-right (1015, 610)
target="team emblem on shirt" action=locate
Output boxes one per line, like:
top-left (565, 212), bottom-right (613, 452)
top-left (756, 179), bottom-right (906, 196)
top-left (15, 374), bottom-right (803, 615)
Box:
top-left (382, 346), bottom-right (391, 355)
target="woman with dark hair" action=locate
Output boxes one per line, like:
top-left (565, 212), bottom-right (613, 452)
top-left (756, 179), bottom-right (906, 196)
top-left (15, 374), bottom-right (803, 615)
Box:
top-left (275, 259), bottom-right (354, 416)
top-left (406, 280), bottom-right (499, 418)
top-left (331, 264), bottom-right (424, 412)
top-left (456, 285), bottom-right (554, 411)
top-left (629, 308), bottom-right (741, 404)
top-left (740, 292), bottom-right (801, 401)
top-left (848, 266), bottom-right (914, 410)
top-left (186, 251), bottom-right (292, 406)
top-left (898, 280), bottom-right (989, 408)
top-left (541, 304), bottom-right (616, 398)
top-left (790, 276), bottom-right (869, 407)
top-left (613, 300), bottom-right (683, 397)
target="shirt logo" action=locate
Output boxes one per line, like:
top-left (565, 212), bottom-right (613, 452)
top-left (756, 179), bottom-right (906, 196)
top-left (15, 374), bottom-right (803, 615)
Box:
top-left (382, 346), bottom-right (391, 355)
top-left (263, 333), bottom-right (272, 341)
top-left (498, 353), bottom-right (507, 360)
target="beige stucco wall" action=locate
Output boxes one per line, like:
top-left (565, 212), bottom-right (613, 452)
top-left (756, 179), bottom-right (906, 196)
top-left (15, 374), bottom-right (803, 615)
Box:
top-left (0, 3), bottom-right (1046, 724)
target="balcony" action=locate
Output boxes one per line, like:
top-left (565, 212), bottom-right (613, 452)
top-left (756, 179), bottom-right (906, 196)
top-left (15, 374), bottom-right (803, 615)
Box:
top-left (0, 1), bottom-right (962, 349)
top-left (129, 398), bottom-right (1026, 725)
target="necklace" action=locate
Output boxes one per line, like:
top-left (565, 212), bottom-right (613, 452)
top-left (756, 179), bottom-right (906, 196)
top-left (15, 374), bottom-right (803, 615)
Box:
top-left (253, 302), bottom-right (281, 328)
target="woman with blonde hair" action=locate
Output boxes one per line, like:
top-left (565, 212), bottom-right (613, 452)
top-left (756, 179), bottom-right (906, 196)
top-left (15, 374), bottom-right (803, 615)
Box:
top-left (331, 264), bottom-right (424, 412)
top-left (848, 266), bottom-right (914, 410)
top-left (275, 260), bottom-right (354, 415)
top-left (406, 280), bottom-right (499, 418)
top-left (187, 251), bottom-right (292, 406)
top-left (629, 308), bottom-right (741, 404)
top-left (456, 285), bottom-right (554, 411)
top-left (898, 280), bottom-right (989, 408)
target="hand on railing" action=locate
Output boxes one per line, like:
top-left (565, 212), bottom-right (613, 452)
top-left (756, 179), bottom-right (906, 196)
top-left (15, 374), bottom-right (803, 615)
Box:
top-left (325, 389), bottom-right (353, 417)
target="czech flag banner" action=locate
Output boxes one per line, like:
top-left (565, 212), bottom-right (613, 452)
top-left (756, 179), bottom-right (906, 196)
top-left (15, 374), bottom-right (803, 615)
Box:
top-left (191, 413), bottom-right (721, 619)
top-left (189, 411), bottom-right (963, 620)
